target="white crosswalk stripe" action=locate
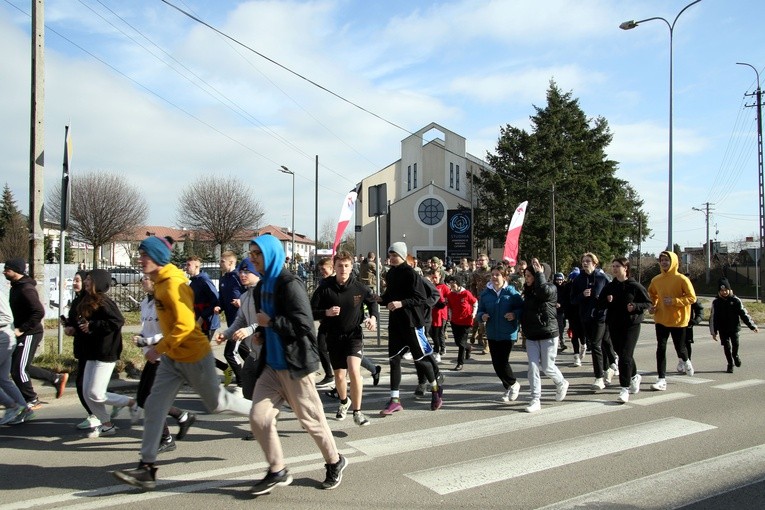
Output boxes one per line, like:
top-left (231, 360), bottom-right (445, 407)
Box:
top-left (537, 444), bottom-right (765, 510)
top-left (712, 379), bottom-right (765, 390)
top-left (405, 417), bottom-right (716, 495)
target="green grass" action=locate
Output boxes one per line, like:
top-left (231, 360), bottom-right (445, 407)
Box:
top-left (43, 310), bottom-right (142, 330)
top-left (36, 333), bottom-right (146, 377)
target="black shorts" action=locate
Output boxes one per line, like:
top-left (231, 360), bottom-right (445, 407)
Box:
top-left (327, 334), bottom-right (364, 370)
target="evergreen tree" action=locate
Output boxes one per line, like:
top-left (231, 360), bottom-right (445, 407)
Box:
top-left (475, 82), bottom-right (649, 272)
top-left (0, 183), bottom-right (21, 239)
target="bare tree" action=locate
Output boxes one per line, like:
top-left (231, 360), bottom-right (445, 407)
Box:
top-left (176, 175), bottom-right (264, 252)
top-left (48, 172), bottom-right (148, 268)
top-left (318, 218), bottom-right (336, 249)
top-left (0, 213), bottom-right (29, 261)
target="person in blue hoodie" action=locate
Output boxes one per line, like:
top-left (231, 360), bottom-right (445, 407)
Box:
top-left (477, 265), bottom-right (524, 403)
top-left (247, 234), bottom-right (347, 495)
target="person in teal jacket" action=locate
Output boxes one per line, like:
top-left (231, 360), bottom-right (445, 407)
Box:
top-left (477, 265), bottom-right (524, 403)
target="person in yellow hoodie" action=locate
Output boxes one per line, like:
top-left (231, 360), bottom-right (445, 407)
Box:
top-left (647, 251), bottom-right (697, 391)
top-left (113, 236), bottom-right (251, 491)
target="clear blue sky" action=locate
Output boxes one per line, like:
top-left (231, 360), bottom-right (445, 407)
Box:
top-left (1, 0), bottom-right (763, 258)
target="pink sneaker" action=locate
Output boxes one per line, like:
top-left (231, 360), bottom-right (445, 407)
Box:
top-left (380, 399), bottom-right (403, 416)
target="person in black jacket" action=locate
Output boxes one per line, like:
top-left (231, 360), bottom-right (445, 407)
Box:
top-left (4, 258), bottom-right (67, 411)
top-left (67, 269), bottom-right (138, 437)
top-left (521, 258), bottom-right (569, 413)
top-left (248, 234), bottom-right (347, 495)
top-left (709, 278), bottom-right (759, 373)
top-left (311, 251), bottom-right (379, 427)
top-left (597, 258), bottom-right (651, 403)
top-left (378, 242), bottom-right (443, 416)
top-left (570, 253), bottom-right (616, 391)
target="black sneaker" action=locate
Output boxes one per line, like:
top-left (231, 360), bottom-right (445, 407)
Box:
top-left (251, 468), bottom-right (293, 495)
top-left (315, 375), bottom-right (335, 389)
top-left (176, 412), bottom-right (196, 440)
top-left (321, 454), bottom-right (348, 490)
top-left (112, 463), bottom-right (158, 491)
top-left (157, 435), bottom-right (177, 454)
top-left (734, 356), bottom-right (742, 367)
top-left (372, 365), bottom-right (382, 386)
top-left (727, 364), bottom-right (734, 373)
top-left (324, 388), bottom-right (339, 399)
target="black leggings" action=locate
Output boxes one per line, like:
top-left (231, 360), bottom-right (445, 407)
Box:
top-left (719, 330), bottom-right (740, 366)
top-left (609, 322), bottom-right (641, 387)
top-left (390, 354), bottom-right (435, 391)
top-left (75, 358), bottom-right (92, 415)
top-left (451, 324), bottom-right (471, 365)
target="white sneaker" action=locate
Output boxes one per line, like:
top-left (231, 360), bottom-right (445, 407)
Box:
top-left (76, 414), bottom-right (101, 430)
top-left (676, 359), bottom-right (686, 373)
top-left (591, 378), bottom-right (605, 391)
top-left (525, 399), bottom-right (541, 413)
top-left (87, 424), bottom-right (117, 438)
top-left (403, 352), bottom-right (413, 360)
top-left (617, 387), bottom-right (629, 403)
top-left (684, 359), bottom-right (694, 376)
top-left (610, 362), bottom-right (619, 376)
top-left (336, 398), bottom-right (352, 421)
top-left (231, 386), bottom-right (244, 398)
top-left (555, 380), bottom-right (569, 401)
top-left (651, 378), bottom-right (667, 391)
top-left (573, 354), bottom-right (582, 367)
top-left (434, 353), bottom-right (442, 363)
top-left (604, 368), bottom-right (615, 385)
top-left (629, 373), bottom-right (642, 394)
top-left (580, 345), bottom-right (587, 358)
top-left (129, 403), bottom-right (143, 425)
top-left (509, 381), bottom-right (521, 401)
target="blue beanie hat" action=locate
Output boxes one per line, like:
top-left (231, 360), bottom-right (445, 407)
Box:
top-left (568, 267), bottom-right (580, 280)
top-left (138, 236), bottom-right (172, 266)
top-left (238, 257), bottom-right (256, 273)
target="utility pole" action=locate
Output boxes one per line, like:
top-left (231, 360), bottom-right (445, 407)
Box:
top-left (550, 183), bottom-right (557, 272)
top-left (692, 203), bottom-right (714, 284)
top-left (737, 62), bottom-right (764, 301)
top-left (29, 0), bottom-right (45, 290)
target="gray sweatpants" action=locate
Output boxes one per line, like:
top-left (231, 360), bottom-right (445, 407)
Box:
top-left (140, 352), bottom-right (251, 463)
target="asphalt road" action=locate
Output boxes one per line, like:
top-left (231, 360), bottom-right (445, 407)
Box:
top-left (1, 315), bottom-right (764, 510)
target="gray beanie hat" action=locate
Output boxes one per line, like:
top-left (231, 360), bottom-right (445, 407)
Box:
top-left (388, 242), bottom-right (407, 260)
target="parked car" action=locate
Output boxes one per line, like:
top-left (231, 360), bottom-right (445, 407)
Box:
top-left (109, 266), bottom-right (143, 286)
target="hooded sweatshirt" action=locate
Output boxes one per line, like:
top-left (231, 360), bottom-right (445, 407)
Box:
top-left (8, 275), bottom-right (45, 336)
top-left (72, 269), bottom-right (125, 361)
top-left (647, 251), bottom-right (697, 328)
top-left (153, 263), bottom-right (211, 363)
top-left (252, 234), bottom-right (318, 377)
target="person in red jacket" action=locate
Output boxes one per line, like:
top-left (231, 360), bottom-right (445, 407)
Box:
top-left (428, 269), bottom-right (450, 362)
top-left (444, 275), bottom-right (477, 371)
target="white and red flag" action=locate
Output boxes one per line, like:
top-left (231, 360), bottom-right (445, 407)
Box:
top-left (502, 201), bottom-right (528, 265)
top-left (332, 184), bottom-right (361, 254)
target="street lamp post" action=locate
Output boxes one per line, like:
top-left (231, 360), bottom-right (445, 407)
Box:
top-left (620, 0), bottom-right (702, 251)
top-left (279, 165), bottom-right (296, 272)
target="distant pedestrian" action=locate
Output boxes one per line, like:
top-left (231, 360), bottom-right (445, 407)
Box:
top-left (0, 289), bottom-right (30, 425)
top-left (4, 258), bottom-right (67, 412)
top-left (709, 277), bottom-right (759, 373)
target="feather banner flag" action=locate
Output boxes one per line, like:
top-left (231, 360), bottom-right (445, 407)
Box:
top-left (332, 183), bottom-right (361, 255)
top-left (502, 201), bottom-right (528, 265)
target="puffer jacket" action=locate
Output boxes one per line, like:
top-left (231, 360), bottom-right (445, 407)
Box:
top-left (521, 271), bottom-right (558, 340)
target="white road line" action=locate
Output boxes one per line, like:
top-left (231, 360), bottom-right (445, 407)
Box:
top-left (627, 392), bottom-right (694, 406)
top-left (405, 417), bottom-right (716, 495)
top-left (348, 401), bottom-right (627, 457)
top-left (665, 375), bottom-right (715, 385)
top-left (712, 379), bottom-right (765, 390)
top-left (0, 449), bottom-right (360, 510)
top-left (537, 444), bottom-right (765, 510)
